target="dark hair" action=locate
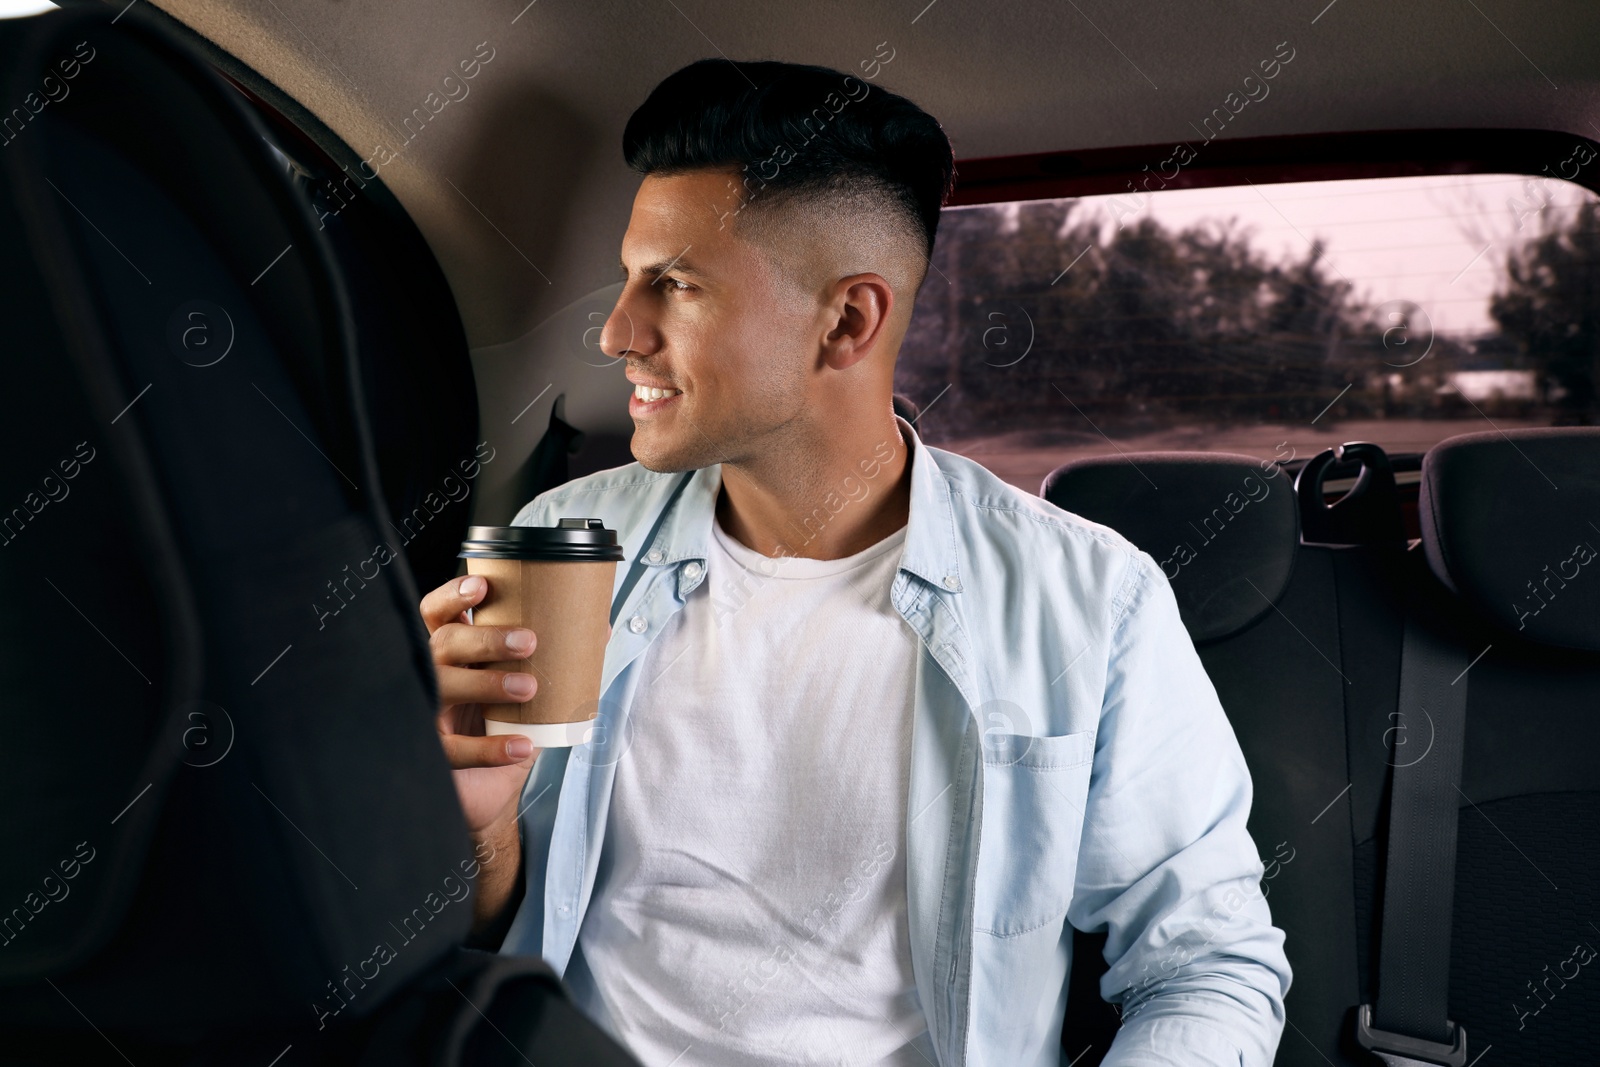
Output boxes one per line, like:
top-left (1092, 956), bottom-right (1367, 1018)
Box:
top-left (622, 59), bottom-right (955, 261)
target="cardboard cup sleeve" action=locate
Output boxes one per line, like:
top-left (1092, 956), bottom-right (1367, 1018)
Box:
top-left (458, 520), bottom-right (624, 748)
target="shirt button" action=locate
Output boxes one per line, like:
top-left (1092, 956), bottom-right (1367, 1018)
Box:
top-left (942, 575), bottom-right (960, 590)
top-left (645, 548), bottom-right (664, 564)
top-left (558, 904), bottom-right (570, 916)
top-left (683, 561), bottom-right (703, 580)
top-left (628, 615), bottom-right (647, 634)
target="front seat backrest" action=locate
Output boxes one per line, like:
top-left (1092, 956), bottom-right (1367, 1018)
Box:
top-left (0, 2), bottom-right (472, 1036)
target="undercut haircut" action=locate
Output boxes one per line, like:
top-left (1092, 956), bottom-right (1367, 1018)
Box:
top-left (622, 59), bottom-right (956, 268)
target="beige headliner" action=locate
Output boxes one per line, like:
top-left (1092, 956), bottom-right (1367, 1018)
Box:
top-left (147, 0), bottom-right (1600, 520)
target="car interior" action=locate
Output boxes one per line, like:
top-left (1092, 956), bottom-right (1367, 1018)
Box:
top-left (2, 1), bottom-right (1596, 1065)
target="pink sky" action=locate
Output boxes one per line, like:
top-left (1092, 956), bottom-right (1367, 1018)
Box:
top-left (1002, 173), bottom-right (1597, 337)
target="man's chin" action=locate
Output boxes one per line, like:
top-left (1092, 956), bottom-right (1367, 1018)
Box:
top-left (629, 432), bottom-right (705, 474)
top-left (634, 454), bottom-right (693, 474)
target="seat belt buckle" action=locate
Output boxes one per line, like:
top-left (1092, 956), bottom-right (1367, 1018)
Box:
top-left (1355, 1005), bottom-right (1467, 1067)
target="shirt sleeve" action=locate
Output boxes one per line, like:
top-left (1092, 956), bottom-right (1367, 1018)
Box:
top-left (1065, 552), bottom-right (1292, 1067)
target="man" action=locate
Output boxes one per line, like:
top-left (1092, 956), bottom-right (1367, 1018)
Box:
top-left (421, 59), bottom-right (1290, 1066)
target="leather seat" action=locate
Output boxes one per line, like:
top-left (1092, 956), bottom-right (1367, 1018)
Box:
top-left (0, 6), bottom-right (634, 1064)
top-left (1043, 429), bottom-right (1600, 1065)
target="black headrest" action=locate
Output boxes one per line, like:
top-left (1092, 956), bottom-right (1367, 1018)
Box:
top-left (1042, 452), bottom-right (1299, 644)
top-left (1420, 428), bottom-right (1600, 651)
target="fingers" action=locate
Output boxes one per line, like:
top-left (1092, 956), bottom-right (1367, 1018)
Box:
top-left (430, 619), bottom-right (536, 669)
top-left (436, 663), bottom-right (537, 707)
top-left (441, 729), bottom-right (536, 769)
top-left (421, 574), bottom-right (489, 635)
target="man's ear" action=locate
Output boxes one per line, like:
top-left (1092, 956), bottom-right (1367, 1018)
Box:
top-left (821, 274), bottom-right (894, 371)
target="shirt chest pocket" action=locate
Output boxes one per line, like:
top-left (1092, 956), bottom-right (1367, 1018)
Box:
top-left (973, 730), bottom-right (1096, 938)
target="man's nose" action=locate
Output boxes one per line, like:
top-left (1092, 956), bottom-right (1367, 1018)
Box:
top-left (599, 294), bottom-right (646, 361)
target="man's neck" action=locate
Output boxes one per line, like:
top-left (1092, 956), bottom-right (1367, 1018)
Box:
top-left (712, 416), bottom-right (913, 561)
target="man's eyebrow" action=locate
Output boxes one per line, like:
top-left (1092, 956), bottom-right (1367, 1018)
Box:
top-left (619, 250), bottom-right (705, 280)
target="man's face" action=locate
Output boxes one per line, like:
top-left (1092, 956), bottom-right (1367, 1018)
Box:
top-left (601, 168), bottom-right (823, 472)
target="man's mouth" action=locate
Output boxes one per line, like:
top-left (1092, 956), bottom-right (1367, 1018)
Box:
top-left (629, 382), bottom-right (683, 415)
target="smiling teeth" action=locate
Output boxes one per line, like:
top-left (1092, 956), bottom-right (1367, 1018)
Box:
top-left (634, 384), bottom-right (682, 401)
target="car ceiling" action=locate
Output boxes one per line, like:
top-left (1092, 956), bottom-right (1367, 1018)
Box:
top-left (138, 0), bottom-right (1600, 518)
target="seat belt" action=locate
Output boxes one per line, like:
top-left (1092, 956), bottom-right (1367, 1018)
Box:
top-left (1356, 609), bottom-right (1471, 1067)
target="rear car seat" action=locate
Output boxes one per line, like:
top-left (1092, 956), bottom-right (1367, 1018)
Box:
top-left (1044, 450), bottom-right (1354, 1064)
top-left (1042, 429), bottom-right (1600, 1065)
top-left (1353, 427), bottom-right (1600, 1066)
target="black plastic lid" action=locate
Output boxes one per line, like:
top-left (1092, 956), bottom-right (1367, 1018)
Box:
top-left (458, 518), bottom-right (625, 561)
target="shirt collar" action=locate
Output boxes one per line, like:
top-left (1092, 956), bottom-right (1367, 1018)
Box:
top-left (641, 414), bottom-right (963, 593)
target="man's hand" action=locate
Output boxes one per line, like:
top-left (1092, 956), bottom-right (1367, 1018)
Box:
top-left (422, 573), bottom-right (539, 933)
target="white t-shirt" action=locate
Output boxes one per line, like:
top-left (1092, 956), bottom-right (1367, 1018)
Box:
top-left (566, 512), bottom-right (934, 1066)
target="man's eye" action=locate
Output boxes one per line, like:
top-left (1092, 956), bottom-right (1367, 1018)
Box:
top-left (661, 276), bottom-right (693, 292)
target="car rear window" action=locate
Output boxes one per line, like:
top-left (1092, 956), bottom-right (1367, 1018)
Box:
top-left (895, 169), bottom-right (1600, 491)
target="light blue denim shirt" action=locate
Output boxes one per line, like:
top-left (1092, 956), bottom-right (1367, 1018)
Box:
top-left (500, 416), bottom-right (1291, 1066)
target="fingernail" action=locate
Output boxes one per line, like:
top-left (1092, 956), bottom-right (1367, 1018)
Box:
top-left (506, 630), bottom-right (534, 653)
top-left (504, 673), bottom-right (536, 699)
top-left (506, 737), bottom-right (533, 759)
top-left (460, 575), bottom-right (485, 598)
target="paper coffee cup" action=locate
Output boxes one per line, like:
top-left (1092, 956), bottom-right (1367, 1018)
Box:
top-left (458, 519), bottom-right (624, 748)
